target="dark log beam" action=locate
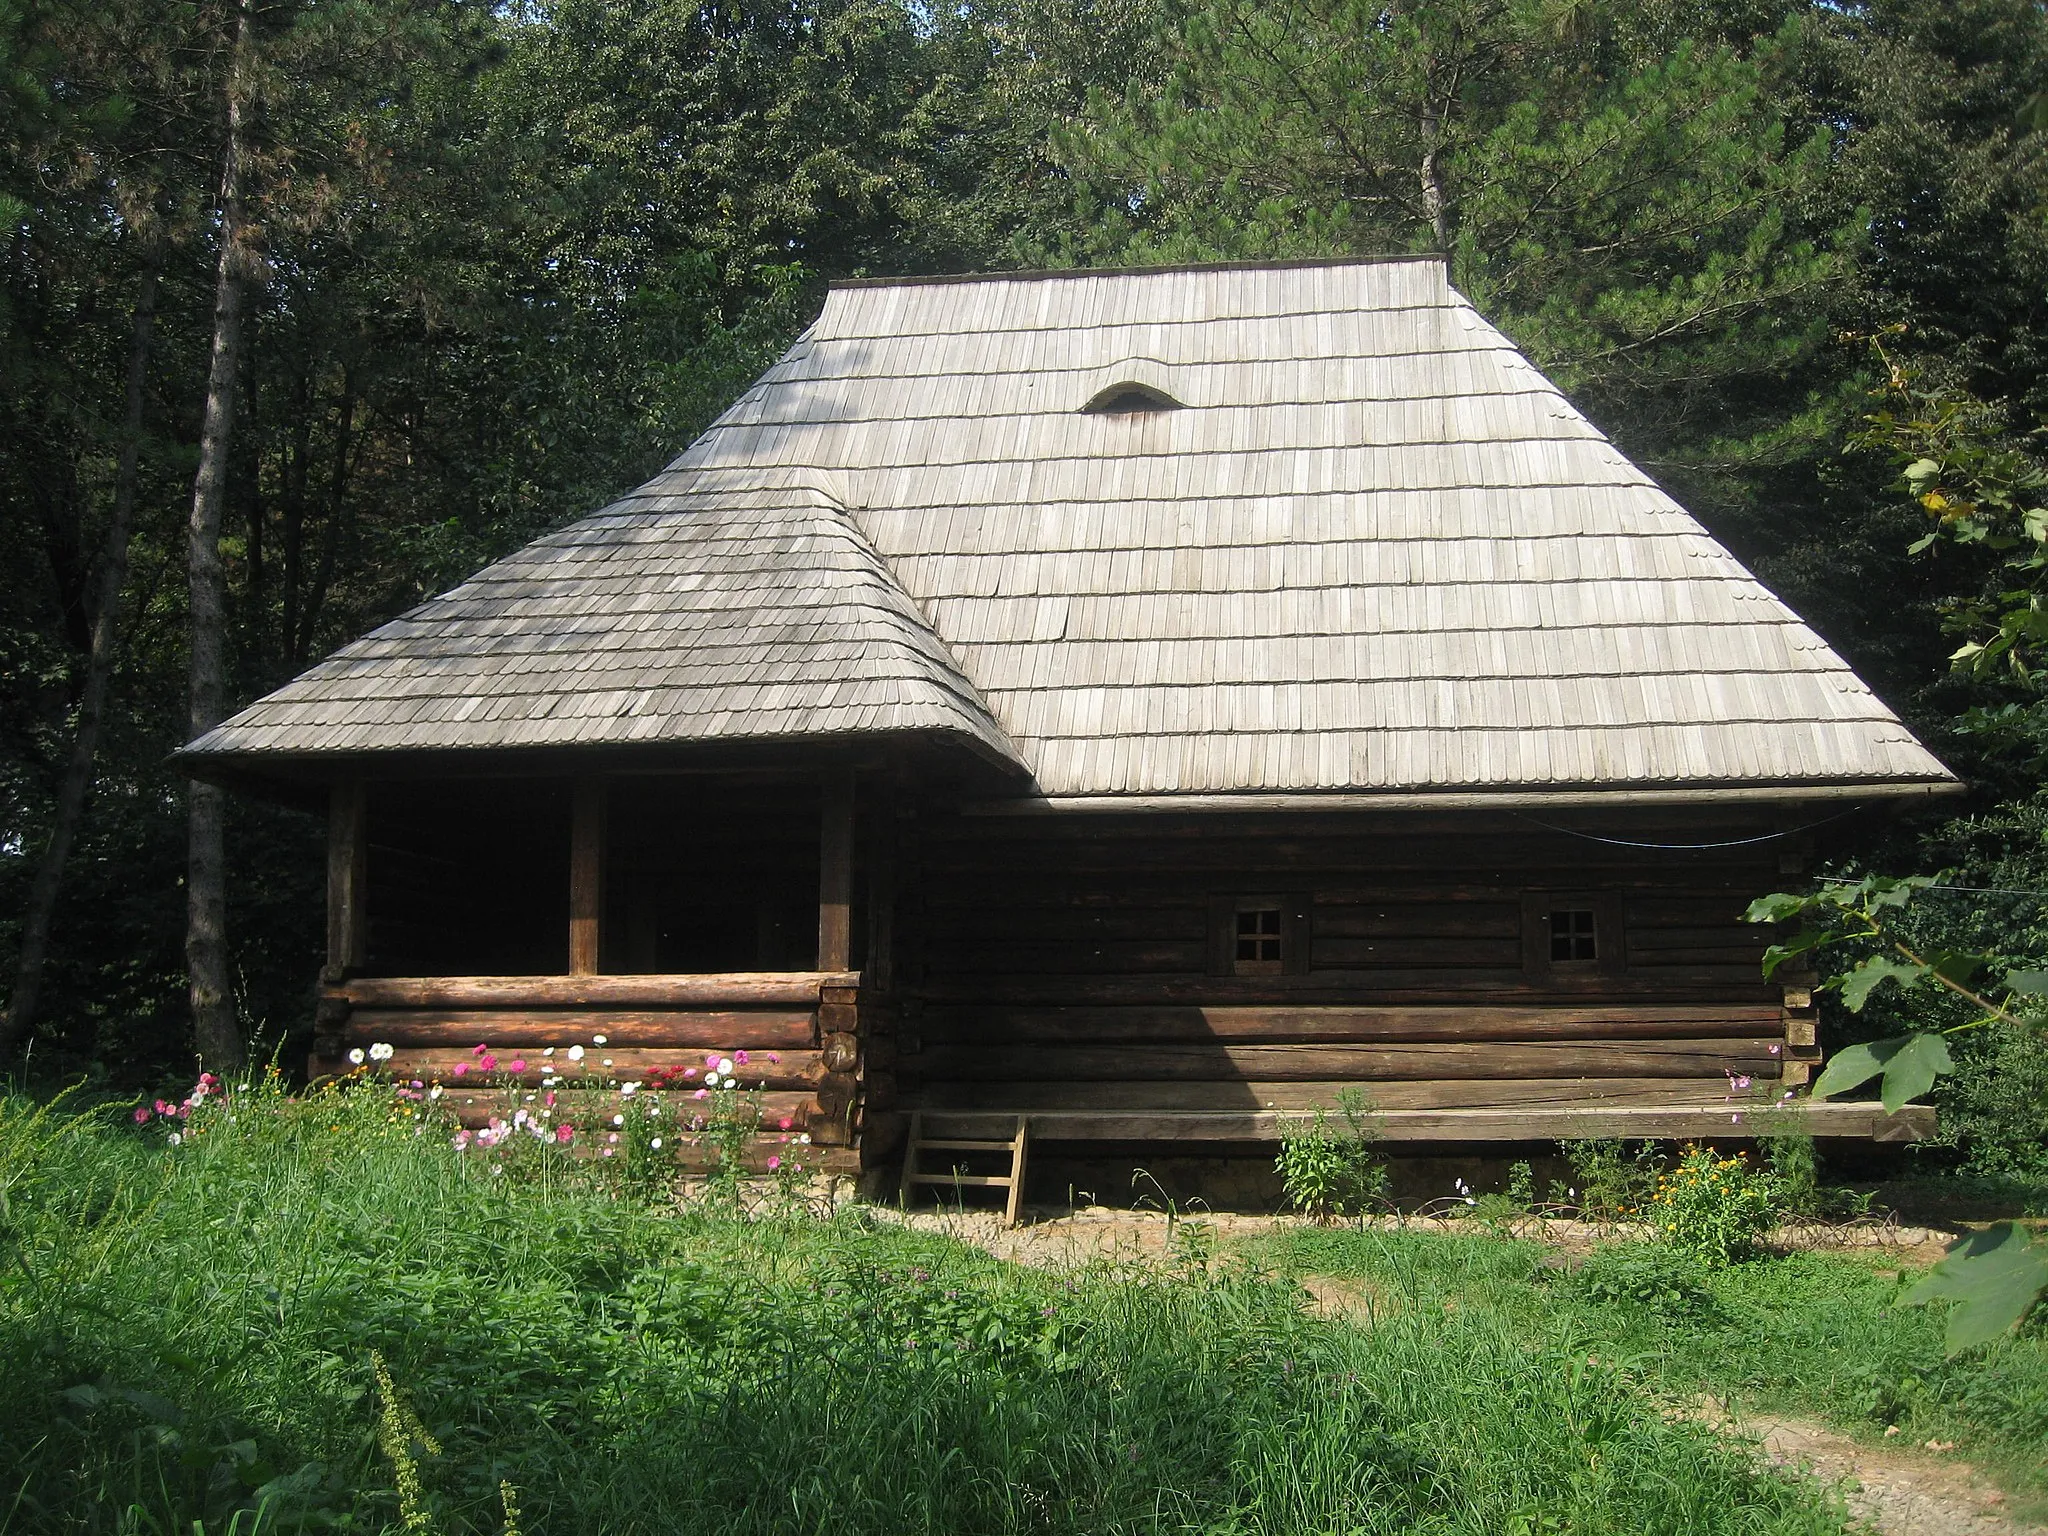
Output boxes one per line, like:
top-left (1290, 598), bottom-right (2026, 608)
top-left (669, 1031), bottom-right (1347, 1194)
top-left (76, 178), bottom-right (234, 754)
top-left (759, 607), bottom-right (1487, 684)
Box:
top-left (818, 771), bottom-right (854, 972)
top-left (324, 778), bottom-right (367, 982)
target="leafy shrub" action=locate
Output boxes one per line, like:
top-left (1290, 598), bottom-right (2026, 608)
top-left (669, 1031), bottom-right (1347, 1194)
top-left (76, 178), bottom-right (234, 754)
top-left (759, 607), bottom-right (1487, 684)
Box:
top-left (1570, 1243), bottom-right (1724, 1323)
top-left (1562, 1139), bottom-right (1664, 1219)
top-left (1649, 1146), bottom-right (1782, 1263)
top-left (1276, 1091), bottom-right (1389, 1218)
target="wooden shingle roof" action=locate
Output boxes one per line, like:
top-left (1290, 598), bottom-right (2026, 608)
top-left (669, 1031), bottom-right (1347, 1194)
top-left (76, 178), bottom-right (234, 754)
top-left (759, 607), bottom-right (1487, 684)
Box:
top-left (185, 256), bottom-right (1956, 803)
top-left (182, 483), bottom-right (1018, 769)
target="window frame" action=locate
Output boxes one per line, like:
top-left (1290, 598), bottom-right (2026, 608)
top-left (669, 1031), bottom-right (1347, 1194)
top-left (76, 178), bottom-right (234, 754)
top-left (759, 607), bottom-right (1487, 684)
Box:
top-left (1521, 892), bottom-right (1625, 977)
top-left (1209, 892), bottom-right (1312, 978)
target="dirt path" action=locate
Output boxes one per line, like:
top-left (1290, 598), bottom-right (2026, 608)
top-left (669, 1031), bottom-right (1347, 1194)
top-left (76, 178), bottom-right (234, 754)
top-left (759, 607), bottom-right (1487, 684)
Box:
top-left (881, 1205), bottom-right (2038, 1536)
top-left (1693, 1398), bottom-right (2036, 1536)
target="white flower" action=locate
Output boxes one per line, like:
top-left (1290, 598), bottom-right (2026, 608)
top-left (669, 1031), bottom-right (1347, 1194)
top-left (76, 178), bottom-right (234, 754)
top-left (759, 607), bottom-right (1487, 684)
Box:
top-left (543, 1047), bottom-right (556, 1057)
top-left (347, 1047), bottom-right (366, 1065)
top-left (429, 1085), bottom-right (444, 1099)
top-left (620, 1082), bottom-right (638, 1095)
top-left (649, 1137), bottom-right (662, 1149)
top-left (167, 1132), bottom-right (182, 1146)
top-left (716, 1056), bottom-right (734, 1075)
top-left (797, 1133), bottom-right (811, 1145)
top-left (612, 1114), bottom-right (625, 1126)
top-left (592, 1034), bottom-right (608, 1045)
top-left (566, 1045), bottom-right (585, 1062)
top-left (601, 1058), bottom-right (613, 1068)
top-left (705, 1074), bottom-right (722, 1088)
top-left (368, 1042), bottom-right (394, 1062)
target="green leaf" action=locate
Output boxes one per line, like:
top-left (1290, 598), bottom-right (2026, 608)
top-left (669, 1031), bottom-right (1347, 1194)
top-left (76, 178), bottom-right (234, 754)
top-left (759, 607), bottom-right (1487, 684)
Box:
top-left (1810, 1040), bottom-right (1889, 1100)
top-left (1838, 955), bottom-right (1925, 1011)
top-left (2003, 968), bottom-right (2048, 995)
top-left (1810, 1032), bottom-right (1953, 1107)
top-left (1879, 1031), bottom-right (1953, 1112)
top-left (1744, 891), bottom-right (1812, 924)
top-left (1904, 458), bottom-right (1941, 483)
top-left (1905, 1223), bottom-right (2048, 1354)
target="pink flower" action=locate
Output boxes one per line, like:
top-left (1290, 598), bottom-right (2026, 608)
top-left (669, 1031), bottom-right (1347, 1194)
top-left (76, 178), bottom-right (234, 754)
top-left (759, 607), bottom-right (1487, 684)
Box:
top-left (199, 1072), bottom-right (217, 1086)
top-left (1768, 1043), bottom-right (1781, 1055)
top-left (452, 1062), bottom-right (469, 1077)
top-left (509, 1058), bottom-right (527, 1073)
top-left (176, 1103), bottom-right (191, 1119)
top-left (479, 1054), bottom-right (498, 1071)
top-left (778, 1117), bottom-right (792, 1130)
top-left (133, 1106), bottom-right (150, 1123)
top-left (472, 1043), bottom-right (489, 1057)
top-left (453, 1130), bottom-right (472, 1149)
top-left (683, 1067), bottom-right (697, 1078)
top-left (767, 1052), bottom-right (782, 1064)
top-left (735, 1050), bottom-right (750, 1065)
top-left (154, 1100), bottom-right (173, 1115)
top-left (544, 1090), bottom-right (557, 1108)
top-left (767, 1155), bottom-right (781, 1170)
top-left (555, 1123), bottom-right (574, 1144)
top-left (693, 1088), bottom-right (709, 1100)
top-left (704, 1052), bottom-right (719, 1066)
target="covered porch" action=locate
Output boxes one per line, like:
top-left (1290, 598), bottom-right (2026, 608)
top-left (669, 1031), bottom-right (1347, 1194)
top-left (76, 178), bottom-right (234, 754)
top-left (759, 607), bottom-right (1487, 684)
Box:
top-left (311, 767), bottom-right (889, 1167)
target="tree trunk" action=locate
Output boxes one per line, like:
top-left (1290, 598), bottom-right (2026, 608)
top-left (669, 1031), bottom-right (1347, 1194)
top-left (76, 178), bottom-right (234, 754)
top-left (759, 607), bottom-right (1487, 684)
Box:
top-left (187, 0), bottom-right (258, 1072)
top-left (1, 251), bottom-right (161, 1058)
top-left (295, 364), bottom-right (356, 666)
top-left (1418, 99), bottom-right (1450, 251)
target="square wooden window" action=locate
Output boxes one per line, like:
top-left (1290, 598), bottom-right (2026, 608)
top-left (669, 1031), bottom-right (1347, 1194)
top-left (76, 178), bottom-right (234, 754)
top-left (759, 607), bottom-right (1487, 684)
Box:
top-left (1550, 907), bottom-right (1598, 963)
top-left (1522, 893), bottom-right (1624, 976)
top-left (1235, 906), bottom-right (1283, 972)
top-left (1209, 893), bottom-right (1312, 977)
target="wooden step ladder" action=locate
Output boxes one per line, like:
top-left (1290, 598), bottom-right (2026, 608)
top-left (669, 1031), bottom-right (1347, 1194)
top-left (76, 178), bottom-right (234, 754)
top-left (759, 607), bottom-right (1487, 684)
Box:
top-left (898, 1112), bottom-right (1031, 1226)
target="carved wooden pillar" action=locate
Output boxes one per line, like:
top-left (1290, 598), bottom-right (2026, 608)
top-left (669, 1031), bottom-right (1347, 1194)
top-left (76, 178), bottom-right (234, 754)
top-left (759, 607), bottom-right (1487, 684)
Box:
top-left (569, 777), bottom-right (605, 975)
top-left (818, 771), bottom-right (854, 973)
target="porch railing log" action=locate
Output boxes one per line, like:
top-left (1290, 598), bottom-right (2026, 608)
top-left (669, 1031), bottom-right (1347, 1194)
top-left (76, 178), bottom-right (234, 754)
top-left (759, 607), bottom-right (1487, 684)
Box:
top-left (315, 970), bottom-right (870, 1145)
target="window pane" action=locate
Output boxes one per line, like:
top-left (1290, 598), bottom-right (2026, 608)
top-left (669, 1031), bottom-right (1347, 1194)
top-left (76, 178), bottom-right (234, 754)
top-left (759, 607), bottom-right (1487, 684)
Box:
top-left (1550, 909), bottom-right (1597, 962)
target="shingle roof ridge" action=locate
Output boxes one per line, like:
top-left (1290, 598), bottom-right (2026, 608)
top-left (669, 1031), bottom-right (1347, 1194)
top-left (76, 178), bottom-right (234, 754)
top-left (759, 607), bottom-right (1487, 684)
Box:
top-left (829, 254), bottom-right (1446, 289)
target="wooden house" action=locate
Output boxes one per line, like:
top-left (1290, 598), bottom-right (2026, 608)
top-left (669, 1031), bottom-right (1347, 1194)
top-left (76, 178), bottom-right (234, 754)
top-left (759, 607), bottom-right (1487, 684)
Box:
top-left (180, 257), bottom-right (1959, 1190)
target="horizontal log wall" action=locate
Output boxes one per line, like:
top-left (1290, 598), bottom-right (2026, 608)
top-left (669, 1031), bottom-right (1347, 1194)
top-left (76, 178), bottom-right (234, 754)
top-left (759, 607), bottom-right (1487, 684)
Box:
top-left (889, 807), bottom-right (1822, 1140)
top-left (314, 971), bottom-right (869, 1148)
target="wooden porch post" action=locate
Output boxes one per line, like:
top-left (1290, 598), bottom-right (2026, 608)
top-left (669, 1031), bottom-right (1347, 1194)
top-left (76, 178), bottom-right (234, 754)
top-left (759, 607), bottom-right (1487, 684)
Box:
top-left (324, 779), bottom-right (367, 982)
top-left (818, 771), bottom-right (854, 972)
top-left (569, 777), bottom-right (605, 975)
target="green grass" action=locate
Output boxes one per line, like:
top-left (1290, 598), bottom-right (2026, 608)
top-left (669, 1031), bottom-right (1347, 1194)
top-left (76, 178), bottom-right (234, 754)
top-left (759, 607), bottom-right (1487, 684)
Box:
top-left (0, 1080), bottom-right (1879, 1535)
top-left (1253, 1225), bottom-right (2048, 1518)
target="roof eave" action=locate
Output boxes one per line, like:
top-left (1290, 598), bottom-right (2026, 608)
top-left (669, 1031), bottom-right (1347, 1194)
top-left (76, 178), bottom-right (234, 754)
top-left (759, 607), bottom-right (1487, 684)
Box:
top-left (961, 778), bottom-right (1965, 816)
top-left (171, 723), bottom-right (1031, 806)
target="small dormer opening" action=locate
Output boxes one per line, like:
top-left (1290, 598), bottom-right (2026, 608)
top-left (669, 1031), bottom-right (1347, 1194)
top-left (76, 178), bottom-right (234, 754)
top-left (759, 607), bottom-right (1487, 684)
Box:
top-left (1082, 381), bottom-right (1181, 415)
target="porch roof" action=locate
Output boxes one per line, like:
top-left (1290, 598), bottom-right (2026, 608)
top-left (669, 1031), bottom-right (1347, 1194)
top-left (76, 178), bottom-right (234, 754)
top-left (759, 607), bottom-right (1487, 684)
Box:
top-left (179, 482), bottom-right (1022, 776)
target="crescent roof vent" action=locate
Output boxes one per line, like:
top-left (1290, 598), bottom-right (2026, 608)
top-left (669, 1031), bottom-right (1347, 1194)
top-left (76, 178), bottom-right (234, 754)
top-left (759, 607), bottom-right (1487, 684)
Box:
top-left (1081, 381), bottom-right (1182, 414)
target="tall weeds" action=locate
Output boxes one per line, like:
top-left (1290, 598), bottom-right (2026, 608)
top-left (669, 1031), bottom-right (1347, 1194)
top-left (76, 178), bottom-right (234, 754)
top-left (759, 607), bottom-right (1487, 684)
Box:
top-left (2, 1080), bottom-right (1857, 1534)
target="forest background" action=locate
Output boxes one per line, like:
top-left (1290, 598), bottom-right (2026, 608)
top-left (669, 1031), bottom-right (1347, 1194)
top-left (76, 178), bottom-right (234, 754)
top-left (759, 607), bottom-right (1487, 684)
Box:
top-left (3, 0), bottom-right (2046, 1174)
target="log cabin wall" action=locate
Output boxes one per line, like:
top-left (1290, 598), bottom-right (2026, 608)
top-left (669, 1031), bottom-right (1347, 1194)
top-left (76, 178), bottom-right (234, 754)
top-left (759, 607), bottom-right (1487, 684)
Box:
top-left (881, 806), bottom-right (1817, 1143)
